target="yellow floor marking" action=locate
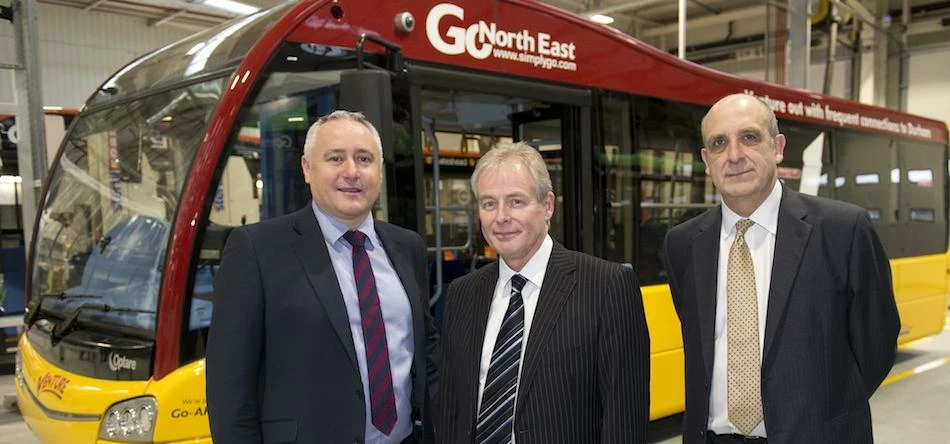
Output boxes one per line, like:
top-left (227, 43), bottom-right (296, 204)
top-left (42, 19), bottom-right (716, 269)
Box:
top-left (882, 357), bottom-right (950, 387)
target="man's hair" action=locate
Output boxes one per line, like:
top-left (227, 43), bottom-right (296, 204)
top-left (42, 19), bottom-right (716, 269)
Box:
top-left (302, 110), bottom-right (383, 160)
top-left (701, 93), bottom-right (780, 141)
top-left (470, 141), bottom-right (553, 201)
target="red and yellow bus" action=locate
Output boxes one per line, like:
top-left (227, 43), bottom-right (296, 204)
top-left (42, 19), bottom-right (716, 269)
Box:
top-left (14, 1), bottom-right (948, 442)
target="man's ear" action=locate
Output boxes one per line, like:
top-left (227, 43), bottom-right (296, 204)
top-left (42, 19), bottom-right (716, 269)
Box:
top-left (301, 155), bottom-right (311, 184)
top-left (543, 191), bottom-right (555, 220)
top-left (701, 148), bottom-right (711, 175)
top-left (774, 134), bottom-right (786, 164)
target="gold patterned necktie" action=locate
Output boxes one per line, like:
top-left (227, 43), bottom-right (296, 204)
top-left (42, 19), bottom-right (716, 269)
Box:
top-left (727, 218), bottom-right (763, 435)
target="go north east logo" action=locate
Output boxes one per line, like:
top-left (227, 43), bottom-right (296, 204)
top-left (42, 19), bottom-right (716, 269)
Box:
top-left (426, 3), bottom-right (578, 72)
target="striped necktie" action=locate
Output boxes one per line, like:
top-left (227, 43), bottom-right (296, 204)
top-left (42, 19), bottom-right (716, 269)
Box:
top-left (343, 230), bottom-right (397, 435)
top-left (727, 219), bottom-right (763, 435)
top-left (475, 274), bottom-right (528, 444)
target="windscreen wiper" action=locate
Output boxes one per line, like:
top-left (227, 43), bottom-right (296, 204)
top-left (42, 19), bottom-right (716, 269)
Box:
top-left (51, 303), bottom-right (156, 341)
top-left (43, 292), bottom-right (103, 300)
top-left (25, 292), bottom-right (103, 325)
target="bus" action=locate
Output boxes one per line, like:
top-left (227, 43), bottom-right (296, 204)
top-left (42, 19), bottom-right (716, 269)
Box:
top-left (14, 1), bottom-right (948, 442)
top-left (0, 108), bottom-right (77, 361)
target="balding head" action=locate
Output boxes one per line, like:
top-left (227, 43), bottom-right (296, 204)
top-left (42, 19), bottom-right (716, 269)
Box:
top-left (702, 94), bottom-right (779, 145)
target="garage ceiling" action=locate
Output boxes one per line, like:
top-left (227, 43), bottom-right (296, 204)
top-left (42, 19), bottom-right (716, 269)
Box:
top-left (38, 0), bottom-right (950, 57)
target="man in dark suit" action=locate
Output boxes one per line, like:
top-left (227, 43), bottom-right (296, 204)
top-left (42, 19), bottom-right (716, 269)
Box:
top-left (663, 94), bottom-right (899, 444)
top-left (435, 142), bottom-right (650, 444)
top-left (207, 110), bottom-right (438, 443)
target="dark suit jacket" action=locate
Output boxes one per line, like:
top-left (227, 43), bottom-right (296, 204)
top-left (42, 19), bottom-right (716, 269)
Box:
top-left (435, 243), bottom-right (650, 443)
top-left (207, 206), bottom-right (439, 444)
top-left (663, 186), bottom-right (899, 444)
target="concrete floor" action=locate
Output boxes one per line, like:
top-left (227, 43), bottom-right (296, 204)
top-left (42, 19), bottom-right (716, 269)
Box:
top-left (1, 313), bottom-right (949, 444)
top-left (647, 311), bottom-right (950, 444)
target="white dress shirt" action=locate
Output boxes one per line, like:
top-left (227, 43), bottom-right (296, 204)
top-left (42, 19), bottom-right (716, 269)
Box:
top-left (708, 181), bottom-right (782, 437)
top-left (476, 234), bottom-right (553, 440)
top-left (312, 202), bottom-right (414, 444)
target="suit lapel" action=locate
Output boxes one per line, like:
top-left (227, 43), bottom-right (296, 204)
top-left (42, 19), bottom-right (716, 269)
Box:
top-left (691, 209), bottom-right (721, 384)
top-left (763, 188), bottom-right (811, 363)
top-left (290, 208), bottom-right (359, 373)
top-left (467, 263), bottom-right (499, 423)
top-left (518, 244), bottom-right (575, 405)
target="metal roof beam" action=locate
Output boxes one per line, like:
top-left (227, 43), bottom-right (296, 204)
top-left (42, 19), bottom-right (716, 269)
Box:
top-left (83, 0), bottom-right (107, 11)
top-left (583, 0), bottom-right (667, 16)
top-left (642, 5), bottom-right (766, 37)
top-left (835, 0), bottom-right (876, 25)
top-left (149, 8), bottom-right (187, 27)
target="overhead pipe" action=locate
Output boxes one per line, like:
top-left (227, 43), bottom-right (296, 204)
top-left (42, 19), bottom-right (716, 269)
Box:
top-left (678, 0), bottom-right (686, 58)
top-left (831, 0), bottom-right (908, 110)
top-left (899, 0), bottom-right (909, 110)
top-left (823, 12), bottom-right (838, 94)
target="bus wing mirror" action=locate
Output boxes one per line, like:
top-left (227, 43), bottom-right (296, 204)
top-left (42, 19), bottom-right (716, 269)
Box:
top-left (340, 69), bottom-right (393, 159)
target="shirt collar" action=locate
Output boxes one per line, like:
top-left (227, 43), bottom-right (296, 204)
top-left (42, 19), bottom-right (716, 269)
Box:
top-left (721, 180), bottom-right (782, 238)
top-left (498, 234), bottom-right (553, 291)
top-left (311, 201), bottom-right (377, 248)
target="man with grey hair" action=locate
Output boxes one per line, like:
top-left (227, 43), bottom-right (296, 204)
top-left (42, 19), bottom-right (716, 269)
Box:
top-left (435, 142), bottom-right (650, 443)
top-left (664, 93), bottom-right (898, 444)
top-left (208, 110), bottom-right (439, 443)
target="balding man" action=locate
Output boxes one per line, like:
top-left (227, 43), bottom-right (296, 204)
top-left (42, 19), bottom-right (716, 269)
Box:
top-left (663, 94), bottom-right (899, 444)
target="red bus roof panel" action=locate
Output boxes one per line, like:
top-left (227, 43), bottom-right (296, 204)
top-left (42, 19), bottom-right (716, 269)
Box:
top-left (286, 0), bottom-right (947, 144)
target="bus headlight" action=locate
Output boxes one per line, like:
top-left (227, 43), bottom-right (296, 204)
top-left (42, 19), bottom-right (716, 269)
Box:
top-left (98, 397), bottom-right (157, 442)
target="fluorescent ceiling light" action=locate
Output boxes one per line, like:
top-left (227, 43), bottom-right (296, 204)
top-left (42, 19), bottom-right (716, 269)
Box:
top-left (203, 0), bottom-right (260, 15)
top-left (589, 14), bottom-right (615, 24)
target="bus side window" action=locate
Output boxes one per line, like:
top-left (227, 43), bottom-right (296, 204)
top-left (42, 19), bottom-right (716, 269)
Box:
top-left (181, 155), bottom-right (254, 362)
top-left (630, 97), bottom-right (708, 285)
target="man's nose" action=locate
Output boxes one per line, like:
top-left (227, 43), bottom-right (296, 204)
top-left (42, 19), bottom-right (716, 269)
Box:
top-left (497, 205), bottom-right (510, 222)
top-left (341, 158), bottom-right (359, 176)
top-left (725, 140), bottom-right (743, 162)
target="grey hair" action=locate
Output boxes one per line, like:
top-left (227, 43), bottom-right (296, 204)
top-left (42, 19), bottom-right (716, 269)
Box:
top-left (303, 110), bottom-right (383, 160)
top-left (470, 141), bottom-right (553, 201)
top-left (701, 93), bottom-right (780, 141)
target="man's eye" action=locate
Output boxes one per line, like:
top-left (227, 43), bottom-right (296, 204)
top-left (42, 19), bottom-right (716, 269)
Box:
top-left (481, 201), bottom-right (496, 210)
top-left (742, 133), bottom-right (760, 143)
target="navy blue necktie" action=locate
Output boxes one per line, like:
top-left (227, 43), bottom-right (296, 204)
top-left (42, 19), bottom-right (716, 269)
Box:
top-left (343, 230), bottom-right (397, 435)
top-left (475, 274), bottom-right (528, 444)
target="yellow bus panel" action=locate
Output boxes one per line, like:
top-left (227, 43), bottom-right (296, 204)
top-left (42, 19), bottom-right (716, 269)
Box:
top-left (15, 335), bottom-right (148, 443)
top-left (891, 254), bottom-right (949, 344)
top-left (642, 284), bottom-right (686, 420)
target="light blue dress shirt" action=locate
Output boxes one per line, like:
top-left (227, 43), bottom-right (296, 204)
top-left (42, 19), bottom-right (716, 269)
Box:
top-left (312, 202), bottom-right (414, 443)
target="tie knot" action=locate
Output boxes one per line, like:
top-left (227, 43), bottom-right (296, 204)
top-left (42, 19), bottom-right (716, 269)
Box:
top-left (735, 219), bottom-right (754, 237)
top-left (510, 274), bottom-right (527, 293)
top-left (343, 230), bottom-right (368, 248)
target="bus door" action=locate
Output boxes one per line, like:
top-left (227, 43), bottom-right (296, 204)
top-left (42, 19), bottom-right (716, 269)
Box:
top-left (406, 65), bottom-right (591, 321)
top-left (511, 105), bottom-right (571, 249)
